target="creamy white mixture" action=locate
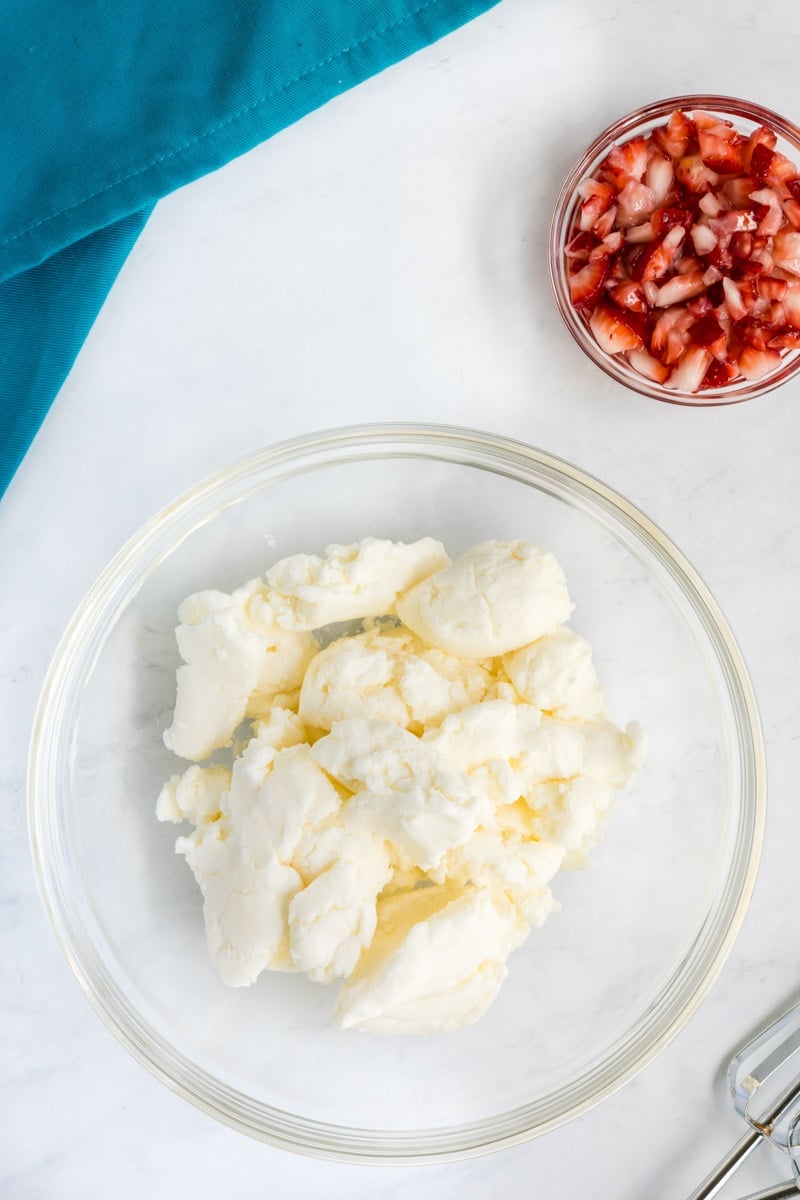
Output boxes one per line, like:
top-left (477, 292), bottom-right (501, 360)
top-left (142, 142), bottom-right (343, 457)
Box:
top-left (157, 538), bottom-right (644, 1034)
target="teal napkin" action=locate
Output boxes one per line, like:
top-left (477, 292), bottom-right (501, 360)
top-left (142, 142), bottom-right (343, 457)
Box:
top-left (0, 0), bottom-right (497, 499)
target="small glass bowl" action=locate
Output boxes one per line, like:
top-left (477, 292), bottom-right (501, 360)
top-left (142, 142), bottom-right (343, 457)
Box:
top-left (28, 425), bottom-right (765, 1162)
top-left (549, 95), bottom-right (800, 406)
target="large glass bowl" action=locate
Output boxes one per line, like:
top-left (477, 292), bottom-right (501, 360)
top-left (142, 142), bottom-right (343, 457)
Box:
top-left (29, 424), bottom-right (765, 1163)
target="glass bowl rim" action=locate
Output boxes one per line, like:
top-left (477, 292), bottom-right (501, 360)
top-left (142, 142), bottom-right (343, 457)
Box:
top-left (548, 93), bottom-right (800, 407)
top-left (27, 421), bottom-right (766, 1163)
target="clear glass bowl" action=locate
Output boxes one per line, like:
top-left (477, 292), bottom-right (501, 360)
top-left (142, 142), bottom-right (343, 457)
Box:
top-left (29, 424), bottom-right (765, 1162)
top-left (549, 95), bottom-right (800, 406)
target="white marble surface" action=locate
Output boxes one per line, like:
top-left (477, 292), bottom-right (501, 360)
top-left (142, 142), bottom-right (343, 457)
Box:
top-left (3, 0), bottom-right (800, 1194)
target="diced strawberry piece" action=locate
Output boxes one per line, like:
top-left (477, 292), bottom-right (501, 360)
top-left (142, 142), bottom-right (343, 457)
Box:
top-left (566, 231), bottom-right (596, 260)
top-left (787, 178), bottom-right (800, 201)
top-left (768, 328), bottom-right (800, 349)
top-left (691, 313), bottom-right (727, 357)
top-left (721, 176), bottom-right (758, 209)
top-left (651, 306), bottom-right (693, 360)
top-left (665, 345), bottom-right (713, 392)
top-left (730, 231), bottom-right (754, 260)
top-left (703, 265), bottom-right (723, 286)
top-left (578, 179), bottom-right (615, 232)
top-left (710, 211), bottom-right (758, 243)
top-left (742, 125), bottom-right (777, 171)
top-left (593, 205), bottom-right (618, 239)
top-left (748, 187), bottom-right (784, 236)
top-left (723, 276), bottom-right (748, 320)
top-left (698, 129), bottom-right (744, 174)
top-left (677, 155), bottom-right (719, 193)
top-left (589, 240), bottom-right (612, 260)
top-left (785, 283), bottom-right (800, 328)
top-left (693, 111), bottom-right (734, 135)
top-left (691, 223), bottom-right (718, 254)
top-left (625, 220), bottom-right (656, 244)
top-left (675, 255), bottom-right (701, 276)
top-left (569, 256), bottom-right (610, 308)
top-left (632, 225), bottom-right (686, 282)
top-left (642, 280), bottom-right (659, 306)
top-left (603, 136), bottom-right (649, 185)
top-left (704, 242), bottom-right (733, 271)
top-left (646, 154), bottom-right (674, 205)
top-left (757, 275), bottom-right (789, 301)
top-left (616, 180), bottom-right (657, 227)
top-left (652, 109), bottom-right (695, 159)
top-left (652, 206), bottom-right (693, 234)
top-left (611, 280), bottom-right (648, 312)
top-left (665, 330), bottom-right (689, 364)
top-left (751, 143), bottom-right (799, 187)
top-left (589, 301), bottom-right (646, 354)
top-left (766, 301), bottom-right (787, 325)
top-left (773, 229), bottom-right (800, 276)
top-left (782, 198), bottom-right (800, 229)
top-left (626, 347), bottom-right (671, 383)
top-left (654, 271), bottom-right (706, 307)
top-left (699, 192), bottom-right (727, 217)
top-left (700, 358), bottom-right (738, 389)
top-left (602, 230), bottom-right (625, 253)
top-left (749, 248), bottom-right (774, 274)
top-left (737, 345), bottom-right (782, 379)
top-left (737, 317), bottom-right (770, 350)
top-left (687, 294), bottom-right (714, 319)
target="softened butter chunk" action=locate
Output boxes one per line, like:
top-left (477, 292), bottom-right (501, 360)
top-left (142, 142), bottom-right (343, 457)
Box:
top-left (503, 626), bottom-right (605, 719)
top-left (396, 540), bottom-right (574, 657)
top-left (299, 625), bottom-right (493, 731)
top-left (264, 537), bottom-right (450, 631)
top-left (164, 581), bottom-right (316, 761)
top-left (334, 886), bottom-right (527, 1034)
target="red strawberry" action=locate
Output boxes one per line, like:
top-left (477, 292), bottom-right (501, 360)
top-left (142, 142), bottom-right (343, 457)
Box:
top-left (589, 301), bottom-right (646, 353)
top-left (615, 180), bottom-right (657, 227)
top-left (593, 205), bottom-right (618, 239)
top-left (690, 222), bottom-right (718, 254)
top-left (611, 280), bottom-right (648, 312)
top-left (721, 176), bottom-right (758, 209)
top-left (626, 347), bottom-right (670, 382)
top-left (742, 125), bottom-right (777, 171)
top-left (749, 187), bottom-right (784, 236)
top-left (632, 225), bottom-right (685, 281)
top-left (602, 136), bottom-right (649, 185)
top-left (773, 229), bottom-right (800, 276)
top-left (654, 271), bottom-right (707, 307)
top-left (787, 178), bottom-right (800, 201)
top-left (768, 328), bottom-right (800, 349)
top-left (569, 256), bottom-right (610, 308)
top-left (645, 153), bottom-right (674, 205)
top-left (677, 155), bottom-right (719, 193)
top-left (737, 345), bottom-right (781, 379)
top-left (723, 277), bottom-right (748, 320)
top-left (700, 358), bottom-right (738, 389)
top-left (652, 206), bottom-right (693, 234)
top-left (578, 179), bottom-right (615, 232)
top-left (782, 198), bottom-right (800, 229)
top-left (751, 144), bottom-right (799, 187)
top-left (757, 275), bottom-right (789, 301)
top-left (784, 283), bottom-right (800, 328)
top-left (665, 345), bottom-right (713, 391)
top-left (565, 231), bottom-right (596, 260)
top-left (691, 313), bottom-right (727, 357)
top-left (698, 129), bottom-right (744, 174)
top-left (651, 109), bottom-right (695, 159)
top-left (626, 220), bottom-right (656, 244)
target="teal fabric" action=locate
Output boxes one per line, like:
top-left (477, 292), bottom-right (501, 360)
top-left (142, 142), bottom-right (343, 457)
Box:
top-left (0, 0), bottom-right (497, 499)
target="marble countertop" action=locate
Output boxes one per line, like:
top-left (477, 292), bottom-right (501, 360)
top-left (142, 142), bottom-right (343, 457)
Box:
top-left (4, 0), bottom-right (800, 1195)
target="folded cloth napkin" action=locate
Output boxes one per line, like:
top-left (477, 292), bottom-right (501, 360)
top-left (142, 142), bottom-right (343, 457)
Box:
top-left (0, 0), bottom-right (497, 500)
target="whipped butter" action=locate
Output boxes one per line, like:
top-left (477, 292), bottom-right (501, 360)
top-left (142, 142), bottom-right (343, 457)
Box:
top-left (157, 537), bottom-right (645, 1033)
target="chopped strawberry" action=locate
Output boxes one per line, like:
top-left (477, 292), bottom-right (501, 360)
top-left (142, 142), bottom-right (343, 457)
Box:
top-left (654, 271), bottom-right (706, 307)
top-left (578, 179), bottom-right (615, 232)
top-left (566, 105), bottom-right (800, 392)
top-left (772, 228), bottom-right (800, 275)
top-left (700, 358), bottom-right (738, 389)
top-left (749, 187), bottom-right (784, 236)
top-left (737, 345), bottom-right (782, 379)
top-left (615, 180), bottom-right (657, 227)
top-left (677, 155), bottom-right (719, 194)
top-left (632, 225), bottom-right (685, 281)
top-left (565, 231), bottom-right (596, 260)
top-left (698, 129), bottom-right (744, 174)
top-left (589, 301), bottom-right (646, 354)
top-left (611, 280), bottom-right (648, 312)
top-left (768, 328), bottom-right (800, 349)
top-left (690, 313), bottom-right (727, 357)
top-left (602, 136), bottom-right (649, 185)
top-left (691, 222), bottom-right (718, 254)
top-left (626, 346), bottom-right (670, 382)
top-left (757, 275), bottom-right (788, 301)
top-left (665, 345), bottom-right (713, 391)
top-left (782, 199), bottom-right (800, 229)
top-left (742, 125), bottom-right (777, 171)
top-left (646, 154), bottom-right (674, 205)
top-left (569, 256), bottom-right (610, 308)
